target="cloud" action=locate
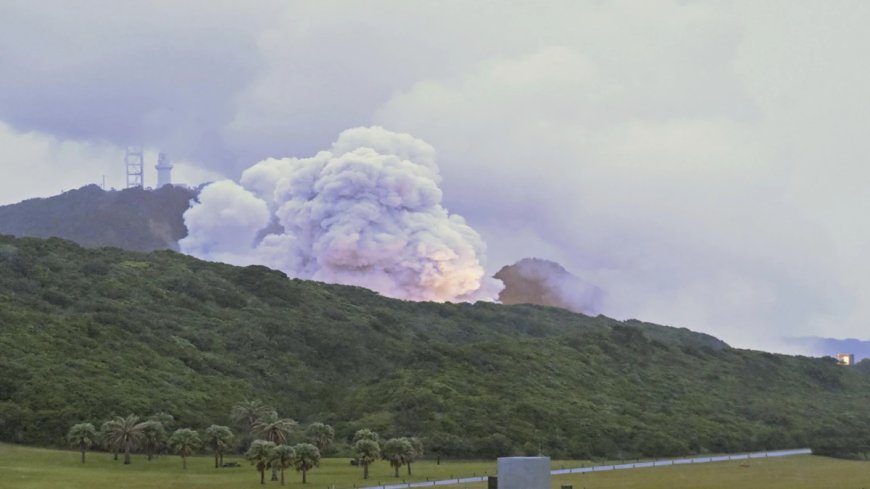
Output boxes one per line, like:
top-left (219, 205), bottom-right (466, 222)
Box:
top-left (5, 1), bottom-right (870, 347)
top-left (180, 127), bottom-right (501, 302)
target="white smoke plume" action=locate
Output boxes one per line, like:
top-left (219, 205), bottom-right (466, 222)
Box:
top-left (180, 127), bottom-right (502, 302)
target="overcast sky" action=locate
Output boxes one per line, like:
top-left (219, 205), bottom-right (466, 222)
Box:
top-left (2, 0), bottom-right (869, 350)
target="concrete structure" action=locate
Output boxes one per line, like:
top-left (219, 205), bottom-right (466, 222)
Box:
top-left (497, 456), bottom-right (550, 489)
top-left (155, 152), bottom-right (173, 188)
top-left (836, 353), bottom-right (855, 366)
top-left (125, 146), bottom-right (144, 188)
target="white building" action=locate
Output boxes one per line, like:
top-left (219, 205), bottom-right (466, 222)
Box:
top-left (155, 153), bottom-right (173, 188)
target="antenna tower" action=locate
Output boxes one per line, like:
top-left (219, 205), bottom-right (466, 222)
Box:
top-left (125, 146), bottom-right (144, 188)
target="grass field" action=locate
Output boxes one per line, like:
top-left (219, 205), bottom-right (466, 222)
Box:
top-left (1, 444), bottom-right (868, 489)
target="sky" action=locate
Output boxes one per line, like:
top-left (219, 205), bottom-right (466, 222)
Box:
top-left (2, 0), bottom-right (869, 350)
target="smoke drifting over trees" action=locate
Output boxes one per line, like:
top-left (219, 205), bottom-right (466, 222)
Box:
top-left (181, 127), bottom-right (501, 302)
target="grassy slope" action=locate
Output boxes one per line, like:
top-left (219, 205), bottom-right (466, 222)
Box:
top-left (1, 444), bottom-right (867, 489)
top-left (1, 235), bottom-right (870, 458)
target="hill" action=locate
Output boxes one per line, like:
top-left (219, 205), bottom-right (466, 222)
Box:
top-left (494, 258), bottom-right (603, 314)
top-left (0, 185), bottom-right (195, 252)
top-left (0, 235), bottom-right (869, 459)
top-left (782, 336), bottom-right (870, 361)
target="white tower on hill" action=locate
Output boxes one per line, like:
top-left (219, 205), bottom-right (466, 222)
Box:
top-left (155, 153), bottom-right (173, 188)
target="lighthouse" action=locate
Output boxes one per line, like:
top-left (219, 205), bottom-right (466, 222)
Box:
top-left (155, 153), bottom-right (173, 188)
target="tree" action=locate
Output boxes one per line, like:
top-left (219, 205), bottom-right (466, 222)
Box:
top-left (101, 415), bottom-right (145, 464)
top-left (270, 445), bottom-right (295, 485)
top-left (67, 423), bottom-right (97, 464)
top-left (205, 425), bottom-right (235, 468)
top-left (168, 428), bottom-right (201, 470)
top-left (246, 440), bottom-right (276, 485)
top-left (139, 421), bottom-right (166, 461)
top-left (231, 400), bottom-right (276, 435)
top-left (353, 438), bottom-right (380, 480)
top-left (147, 412), bottom-right (175, 440)
top-left (253, 415), bottom-right (297, 481)
top-left (382, 438), bottom-right (414, 477)
top-left (99, 419), bottom-right (121, 461)
top-left (405, 437), bottom-right (424, 475)
top-left (352, 428), bottom-right (379, 444)
top-left (292, 443), bottom-right (321, 484)
top-left (305, 422), bottom-right (335, 453)
top-left (253, 415), bottom-right (297, 445)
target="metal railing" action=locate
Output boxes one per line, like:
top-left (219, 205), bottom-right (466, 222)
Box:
top-left (355, 448), bottom-right (812, 489)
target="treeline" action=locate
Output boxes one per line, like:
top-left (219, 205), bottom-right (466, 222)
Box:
top-left (66, 400), bottom-right (424, 484)
top-left (2, 236), bottom-right (870, 460)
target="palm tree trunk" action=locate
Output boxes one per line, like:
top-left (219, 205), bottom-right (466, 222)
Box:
top-left (280, 468), bottom-right (285, 485)
top-left (407, 463), bottom-right (412, 475)
top-left (80, 443), bottom-right (86, 464)
top-left (363, 462), bottom-right (369, 479)
top-left (124, 439), bottom-right (132, 465)
top-left (214, 452), bottom-right (219, 468)
top-left (220, 452), bottom-right (224, 467)
top-left (260, 468), bottom-right (265, 485)
top-left (182, 455), bottom-right (187, 470)
top-left (302, 467), bottom-right (307, 484)
top-left (394, 464), bottom-right (399, 477)
top-left (113, 449), bottom-right (119, 461)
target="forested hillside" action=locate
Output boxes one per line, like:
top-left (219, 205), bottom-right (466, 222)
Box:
top-left (1, 235), bottom-right (869, 459)
top-left (0, 185), bottom-right (195, 252)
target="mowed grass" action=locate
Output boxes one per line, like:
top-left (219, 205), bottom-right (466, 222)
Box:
top-left (0, 443), bottom-right (499, 489)
top-left (1, 444), bottom-right (868, 489)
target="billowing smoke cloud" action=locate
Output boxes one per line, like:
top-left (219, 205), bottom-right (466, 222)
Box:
top-left (180, 127), bottom-right (502, 302)
top-left (495, 258), bottom-right (603, 315)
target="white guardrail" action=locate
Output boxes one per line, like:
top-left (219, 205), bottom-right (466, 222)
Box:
top-left (355, 448), bottom-right (812, 489)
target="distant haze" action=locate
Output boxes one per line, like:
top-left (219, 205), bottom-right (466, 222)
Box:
top-left (3, 1), bottom-right (870, 349)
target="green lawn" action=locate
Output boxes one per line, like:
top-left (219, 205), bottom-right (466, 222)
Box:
top-left (0, 443), bottom-right (499, 489)
top-left (1, 444), bottom-right (868, 489)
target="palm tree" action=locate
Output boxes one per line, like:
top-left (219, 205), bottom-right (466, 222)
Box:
top-left (139, 421), bottom-right (166, 461)
top-left (99, 419), bottom-right (121, 461)
top-left (270, 445), bottom-right (295, 485)
top-left (292, 443), bottom-right (321, 484)
top-left (253, 416), bottom-right (297, 445)
top-left (305, 423), bottom-right (335, 454)
top-left (353, 438), bottom-right (380, 480)
top-left (168, 428), bottom-right (201, 470)
top-left (382, 438), bottom-right (413, 477)
top-left (246, 440), bottom-right (276, 485)
top-left (231, 400), bottom-right (276, 435)
top-left (67, 423), bottom-right (97, 464)
top-left (352, 428), bottom-right (379, 444)
top-left (253, 416), bottom-right (296, 480)
top-left (405, 437), bottom-right (424, 475)
top-left (101, 415), bottom-right (145, 464)
top-left (204, 425), bottom-right (235, 468)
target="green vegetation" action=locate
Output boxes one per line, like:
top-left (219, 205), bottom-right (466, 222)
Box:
top-left (2, 443), bottom-right (867, 489)
top-left (2, 235), bottom-right (870, 460)
top-left (291, 443), bottom-right (320, 484)
top-left (0, 443), bottom-right (501, 489)
top-left (0, 185), bottom-right (195, 252)
top-left (204, 425), bottom-right (234, 468)
top-left (246, 440), bottom-right (276, 485)
top-left (66, 423), bottom-right (97, 464)
top-left (168, 429), bottom-right (201, 470)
